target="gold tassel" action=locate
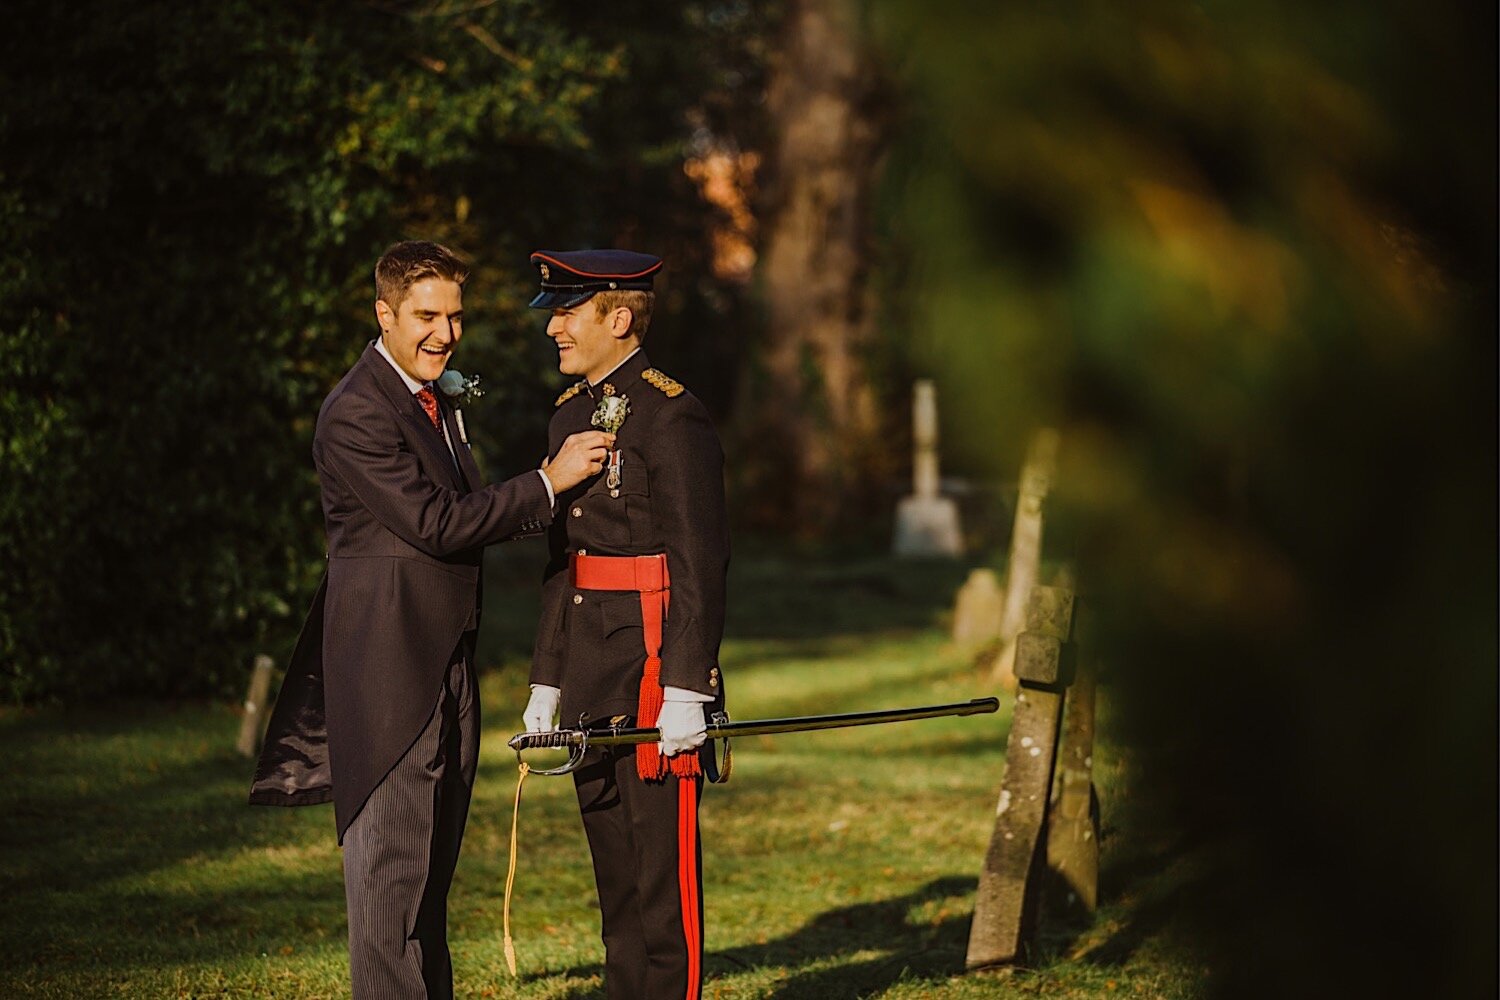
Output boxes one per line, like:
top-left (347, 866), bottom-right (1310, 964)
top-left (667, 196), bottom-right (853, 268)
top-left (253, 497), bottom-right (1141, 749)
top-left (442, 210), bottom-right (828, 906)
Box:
top-left (503, 760), bottom-right (531, 976)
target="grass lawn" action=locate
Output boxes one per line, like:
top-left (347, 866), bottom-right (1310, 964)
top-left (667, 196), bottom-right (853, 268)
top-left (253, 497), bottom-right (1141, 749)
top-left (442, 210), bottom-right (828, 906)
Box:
top-left (1, 544), bottom-right (1204, 998)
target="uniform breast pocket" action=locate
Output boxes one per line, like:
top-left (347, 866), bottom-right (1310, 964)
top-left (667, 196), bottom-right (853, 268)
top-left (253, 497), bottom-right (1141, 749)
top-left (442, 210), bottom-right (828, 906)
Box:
top-left (615, 462), bottom-right (655, 548)
top-left (584, 459), bottom-right (652, 549)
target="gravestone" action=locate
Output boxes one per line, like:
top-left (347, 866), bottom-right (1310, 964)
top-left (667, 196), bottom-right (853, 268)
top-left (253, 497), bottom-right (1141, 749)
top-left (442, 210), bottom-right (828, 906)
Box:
top-left (967, 585), bottom-right (1086, 970)
top-left (952, 568), bottom-right (1004, 646)
top-left (894, 379), bottom-right (963, 557)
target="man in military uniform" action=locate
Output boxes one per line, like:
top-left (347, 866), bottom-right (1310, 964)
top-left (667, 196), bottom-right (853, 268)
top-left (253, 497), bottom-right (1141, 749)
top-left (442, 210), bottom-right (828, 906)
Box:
top-left (522, 249), bottom-right (730, 1000)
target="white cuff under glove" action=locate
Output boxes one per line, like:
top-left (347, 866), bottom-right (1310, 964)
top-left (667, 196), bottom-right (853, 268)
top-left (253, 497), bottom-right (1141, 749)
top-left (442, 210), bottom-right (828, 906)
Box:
top-left (523, 684), bottom-right (561, 733)
top-left (656, 698), bottom-right (708, 757)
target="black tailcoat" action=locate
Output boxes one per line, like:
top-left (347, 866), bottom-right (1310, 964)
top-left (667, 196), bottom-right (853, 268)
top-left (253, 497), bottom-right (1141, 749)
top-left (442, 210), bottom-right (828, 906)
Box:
top-left (250, 342), bottom-right (552, 840)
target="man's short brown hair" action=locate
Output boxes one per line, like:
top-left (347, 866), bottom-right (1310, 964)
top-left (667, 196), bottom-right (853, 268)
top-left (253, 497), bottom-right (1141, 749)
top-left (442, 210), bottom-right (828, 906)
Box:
top-left (591, 290), bottom-right (655, 341)
top-left (375, 241), bottom-right (470, 312)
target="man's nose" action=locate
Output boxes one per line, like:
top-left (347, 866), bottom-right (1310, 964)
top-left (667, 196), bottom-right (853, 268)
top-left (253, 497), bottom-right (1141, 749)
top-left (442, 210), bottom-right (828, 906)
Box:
top-left (546, 317), bottom-right (562, 337)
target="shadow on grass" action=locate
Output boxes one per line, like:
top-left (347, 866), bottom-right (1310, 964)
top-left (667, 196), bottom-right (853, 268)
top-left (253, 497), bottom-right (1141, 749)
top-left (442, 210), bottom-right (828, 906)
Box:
top-left (0, 706), bottom-right (344, 975)
top-left (535, 875), bottom-right (977, 999)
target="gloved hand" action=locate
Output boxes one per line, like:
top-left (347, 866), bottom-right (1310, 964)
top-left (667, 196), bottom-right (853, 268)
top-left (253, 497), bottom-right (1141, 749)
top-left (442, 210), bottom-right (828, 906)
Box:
top-left (523, 685), bottom-right (561, 733)
top-left (656, 698), bottom-right (707, 757)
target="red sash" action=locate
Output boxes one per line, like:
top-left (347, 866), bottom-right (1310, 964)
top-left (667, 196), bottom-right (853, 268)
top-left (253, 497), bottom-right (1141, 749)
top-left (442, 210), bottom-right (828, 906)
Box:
top-left (570, 553), bottom-right (701, 781)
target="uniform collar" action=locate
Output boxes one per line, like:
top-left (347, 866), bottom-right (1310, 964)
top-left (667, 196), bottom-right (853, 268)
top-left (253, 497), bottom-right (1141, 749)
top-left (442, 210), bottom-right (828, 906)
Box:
top-left (586, 347), bottom-right (649, 398)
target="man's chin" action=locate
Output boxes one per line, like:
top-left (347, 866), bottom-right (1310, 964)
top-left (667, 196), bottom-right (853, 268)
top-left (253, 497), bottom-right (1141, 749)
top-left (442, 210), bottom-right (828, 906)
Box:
top-left (415, 358), bottom-right (449, 381)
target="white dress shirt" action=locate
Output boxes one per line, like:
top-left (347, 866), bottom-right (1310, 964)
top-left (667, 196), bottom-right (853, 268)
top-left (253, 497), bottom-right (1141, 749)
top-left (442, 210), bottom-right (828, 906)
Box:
top-left (373, 336), bottom-right (554, 506)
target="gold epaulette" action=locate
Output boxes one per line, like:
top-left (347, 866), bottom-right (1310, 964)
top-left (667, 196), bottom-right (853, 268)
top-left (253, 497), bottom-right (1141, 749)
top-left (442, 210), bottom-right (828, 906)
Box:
top-left (554, 380), bottom-right (586, 407)
top-left (641, 369), bottom-right (684, 398)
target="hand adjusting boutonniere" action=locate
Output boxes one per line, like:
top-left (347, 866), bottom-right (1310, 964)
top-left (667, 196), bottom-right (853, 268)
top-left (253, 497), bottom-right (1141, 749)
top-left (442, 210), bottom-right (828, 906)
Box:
top-left (591, 383), bottom-right (629, 492)
top-left (436, 369), bottom-right (484, 445)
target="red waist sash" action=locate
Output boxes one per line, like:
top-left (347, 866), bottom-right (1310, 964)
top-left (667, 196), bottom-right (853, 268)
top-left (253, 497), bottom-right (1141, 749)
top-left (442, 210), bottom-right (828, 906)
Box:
top-left (570, 553), bottom-right (698, 780)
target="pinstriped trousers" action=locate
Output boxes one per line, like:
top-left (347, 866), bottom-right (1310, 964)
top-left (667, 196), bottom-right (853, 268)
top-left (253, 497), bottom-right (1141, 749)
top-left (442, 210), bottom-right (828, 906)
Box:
top-left (342, 644), bottom-right (478, 1000)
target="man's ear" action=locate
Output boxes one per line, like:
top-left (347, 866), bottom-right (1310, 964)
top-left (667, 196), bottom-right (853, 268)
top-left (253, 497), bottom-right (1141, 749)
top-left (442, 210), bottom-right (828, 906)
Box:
top-left (610, 307), bottom-right (635, 339)
top-left (375, 299), bottom-right (396, 334)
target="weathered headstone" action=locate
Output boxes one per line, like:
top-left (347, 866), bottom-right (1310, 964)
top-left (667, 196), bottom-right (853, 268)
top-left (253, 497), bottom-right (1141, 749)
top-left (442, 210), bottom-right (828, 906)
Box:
top-left (236, 654), bottom-right (275, 758)
top-left (966, 584), bottom-right (1074, 970)
top-left (988, 429), bottom-right (1059, 686)
top-left (894, 379), bottom-right (963, 557)
top-left (1045, 648), bottom-right (1098, 918)
top-left (952, 568), bottom-right (1004, 646)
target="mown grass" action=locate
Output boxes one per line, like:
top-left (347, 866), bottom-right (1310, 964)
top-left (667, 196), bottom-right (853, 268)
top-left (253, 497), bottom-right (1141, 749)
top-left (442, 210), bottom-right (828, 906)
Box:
top-left (1, 545), bottom-right (1203, 998)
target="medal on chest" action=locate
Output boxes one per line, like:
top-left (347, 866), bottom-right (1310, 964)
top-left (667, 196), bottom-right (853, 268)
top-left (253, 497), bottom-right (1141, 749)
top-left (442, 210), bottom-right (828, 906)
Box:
top-left (592, 383), bottom-right (630, 496)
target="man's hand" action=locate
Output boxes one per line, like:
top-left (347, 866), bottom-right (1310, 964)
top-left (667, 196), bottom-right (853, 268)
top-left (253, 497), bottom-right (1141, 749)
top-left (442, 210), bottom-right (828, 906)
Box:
top-left (523, 685), bottom-right (561, 733)
top-left (541, 431), bottom-right (616, 494)
top-left (657, 699), bottom-right (707, 757)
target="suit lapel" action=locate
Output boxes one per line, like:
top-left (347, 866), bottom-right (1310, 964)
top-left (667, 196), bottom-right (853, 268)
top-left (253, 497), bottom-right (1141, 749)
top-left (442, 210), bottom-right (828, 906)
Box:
top-left (359, 343), bottom-right (465, 492)
top-left (438, 394), bottom-right (484, 491)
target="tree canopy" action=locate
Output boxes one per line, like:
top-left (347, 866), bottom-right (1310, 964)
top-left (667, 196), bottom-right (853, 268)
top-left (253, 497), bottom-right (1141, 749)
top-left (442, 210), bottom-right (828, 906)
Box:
top-left (0, 0), bottom-right (771, 701)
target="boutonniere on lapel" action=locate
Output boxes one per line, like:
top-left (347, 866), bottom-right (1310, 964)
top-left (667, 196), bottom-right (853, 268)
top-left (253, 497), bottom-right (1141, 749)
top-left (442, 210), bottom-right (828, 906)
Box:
top-left (591, 383), bottom-right (630, 492)
top-left (436, 369), bottom-right (484, 445)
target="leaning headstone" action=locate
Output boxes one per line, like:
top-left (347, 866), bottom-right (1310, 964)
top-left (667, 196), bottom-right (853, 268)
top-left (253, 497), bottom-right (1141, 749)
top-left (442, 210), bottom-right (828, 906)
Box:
top-left (966, 585), bottom-right (1074, 971)
top-left (952, 568), bottom-right (1004, 646)
top-left (1045, 646), bottom-right (1098, 919)
top-left (894, 379), bottom-right (963, 557)
top-left (988, 428), bottom-right (1059, 686)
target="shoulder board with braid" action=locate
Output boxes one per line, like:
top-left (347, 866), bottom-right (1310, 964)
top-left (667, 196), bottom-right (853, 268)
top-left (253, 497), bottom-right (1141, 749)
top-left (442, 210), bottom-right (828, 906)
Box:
top-left (554, 381), bottom-right (586, 407)
top-left (641, 368), bottom-right (685, 398)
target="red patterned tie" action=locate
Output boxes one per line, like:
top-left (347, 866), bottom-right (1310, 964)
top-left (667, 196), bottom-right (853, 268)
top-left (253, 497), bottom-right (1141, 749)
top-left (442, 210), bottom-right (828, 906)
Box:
top-left (416, 386), bottom-right (441, 428)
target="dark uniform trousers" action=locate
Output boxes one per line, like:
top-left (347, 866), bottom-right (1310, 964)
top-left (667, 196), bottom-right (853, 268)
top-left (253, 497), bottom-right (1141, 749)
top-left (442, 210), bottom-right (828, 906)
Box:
top-left (341, 639), bottom-right (478, 1000)
top-left (573, 744), bottom-right (704, 1000)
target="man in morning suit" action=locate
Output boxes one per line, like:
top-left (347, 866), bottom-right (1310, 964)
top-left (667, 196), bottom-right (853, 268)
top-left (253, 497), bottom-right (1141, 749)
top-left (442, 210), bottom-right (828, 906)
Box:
top-left (522, 249), bottom-right (730, 1000)
top-left (249, 240), bottom-right (615, 999)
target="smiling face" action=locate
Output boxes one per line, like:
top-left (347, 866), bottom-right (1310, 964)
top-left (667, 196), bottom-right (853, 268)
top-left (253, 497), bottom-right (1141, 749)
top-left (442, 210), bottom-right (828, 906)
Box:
top-left (376, 277), bottom-right (464, 384)
top-left (547, 298), bottom-right (637, 384)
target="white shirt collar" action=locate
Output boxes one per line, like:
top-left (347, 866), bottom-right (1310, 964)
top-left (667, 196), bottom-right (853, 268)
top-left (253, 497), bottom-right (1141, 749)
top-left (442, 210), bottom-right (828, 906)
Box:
top-left (589, 347), bottom-right (642, 389)
top-left (374, 336), bottom-right (429, 395)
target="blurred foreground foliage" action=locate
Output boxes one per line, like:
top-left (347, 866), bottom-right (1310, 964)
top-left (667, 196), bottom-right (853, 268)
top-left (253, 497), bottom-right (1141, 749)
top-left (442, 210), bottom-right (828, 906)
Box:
top-left (872, 1), bottom-right (1495, 995)
top-left (0, 0), bottom-right (769, 701)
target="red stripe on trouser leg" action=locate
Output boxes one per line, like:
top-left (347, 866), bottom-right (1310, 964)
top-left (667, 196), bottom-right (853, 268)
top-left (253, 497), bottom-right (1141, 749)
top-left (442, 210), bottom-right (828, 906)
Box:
top-left (677, 776), bottom-right (702, 1000)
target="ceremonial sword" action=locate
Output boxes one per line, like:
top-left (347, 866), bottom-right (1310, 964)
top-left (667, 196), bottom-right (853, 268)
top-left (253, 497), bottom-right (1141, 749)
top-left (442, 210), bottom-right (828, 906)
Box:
top-left (507, 697), bottom-right (1000, 780)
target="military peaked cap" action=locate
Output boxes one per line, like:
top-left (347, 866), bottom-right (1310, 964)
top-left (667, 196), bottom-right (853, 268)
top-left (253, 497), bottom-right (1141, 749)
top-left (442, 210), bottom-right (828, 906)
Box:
top-left (528, 249), bottom-right (663, 309)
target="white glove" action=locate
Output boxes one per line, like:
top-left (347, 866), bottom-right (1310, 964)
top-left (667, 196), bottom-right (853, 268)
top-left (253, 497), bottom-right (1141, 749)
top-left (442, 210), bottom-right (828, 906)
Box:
top-left (657, 699), bottom-right (707, 757)
top-left (523, 685), bottom-right (561, 733)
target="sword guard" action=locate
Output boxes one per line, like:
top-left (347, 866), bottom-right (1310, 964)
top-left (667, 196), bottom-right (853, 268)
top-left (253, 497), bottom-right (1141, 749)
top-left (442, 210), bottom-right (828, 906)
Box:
top-left (704, 710), bottom-right (732, 784)
top-left (512, 730), bottom-right (589, 776)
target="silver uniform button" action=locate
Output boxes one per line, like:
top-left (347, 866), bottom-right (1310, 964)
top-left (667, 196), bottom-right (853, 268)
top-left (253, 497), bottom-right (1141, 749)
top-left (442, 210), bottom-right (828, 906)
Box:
top-left (571, 506), bottom-right (583, 518)
top-left (573, 594), bottom-right (584, 605)
top-left (577, 548), bottom-right (587, 556)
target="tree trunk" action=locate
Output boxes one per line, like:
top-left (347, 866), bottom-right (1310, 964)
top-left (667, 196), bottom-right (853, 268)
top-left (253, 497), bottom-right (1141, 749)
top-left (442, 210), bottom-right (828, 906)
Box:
top-left (738, 0), bottom-right (890, 535)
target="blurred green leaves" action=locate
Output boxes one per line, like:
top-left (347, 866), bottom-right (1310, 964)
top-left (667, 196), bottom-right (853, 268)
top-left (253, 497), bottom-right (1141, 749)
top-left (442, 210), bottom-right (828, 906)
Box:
top-left (872, 0), bottom-right (1494, 994)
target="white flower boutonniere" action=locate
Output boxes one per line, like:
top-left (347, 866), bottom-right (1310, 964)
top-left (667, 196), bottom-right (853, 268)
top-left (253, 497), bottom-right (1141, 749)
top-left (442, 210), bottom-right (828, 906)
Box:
top-left (591, 384), bottom-right (630, 434)
top-left (436, 369), bottom-right (483, 445)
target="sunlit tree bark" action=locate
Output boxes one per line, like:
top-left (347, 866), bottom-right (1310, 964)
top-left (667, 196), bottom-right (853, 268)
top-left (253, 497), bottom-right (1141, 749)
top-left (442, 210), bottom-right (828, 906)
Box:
top-left (738, 0), bottom-right (892, 535)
